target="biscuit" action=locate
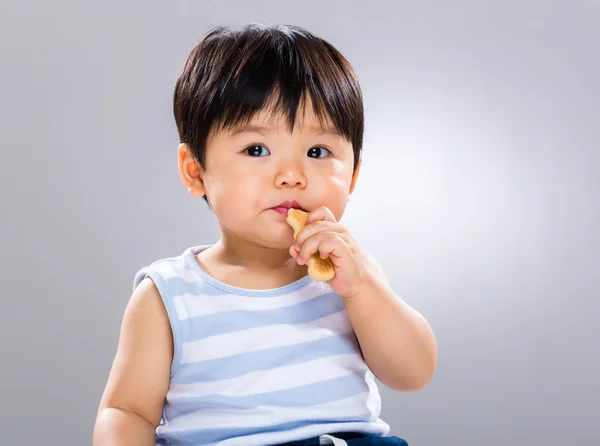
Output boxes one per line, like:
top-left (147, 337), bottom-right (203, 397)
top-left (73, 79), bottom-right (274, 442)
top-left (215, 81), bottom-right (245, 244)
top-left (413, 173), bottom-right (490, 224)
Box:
top-left (286, 208), bottom-right (336, 281)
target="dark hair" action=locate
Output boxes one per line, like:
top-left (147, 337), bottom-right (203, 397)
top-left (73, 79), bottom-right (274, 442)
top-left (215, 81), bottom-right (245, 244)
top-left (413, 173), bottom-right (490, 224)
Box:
top-left (173, 23), bottom-right (364, 203)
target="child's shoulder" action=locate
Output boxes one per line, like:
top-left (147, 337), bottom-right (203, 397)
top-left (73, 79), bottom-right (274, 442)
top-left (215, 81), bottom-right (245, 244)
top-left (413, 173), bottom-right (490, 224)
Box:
top-left (138, 245), bottom-right (205, 269)
top-left (132, 245), bottom-right (211, 291)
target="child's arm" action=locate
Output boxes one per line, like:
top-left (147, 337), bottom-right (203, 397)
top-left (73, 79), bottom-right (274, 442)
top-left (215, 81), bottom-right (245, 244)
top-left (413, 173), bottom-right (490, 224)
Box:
top-left (344, 253), bottom-right (438, 392)
top-left (93, 278), bottom-right (172, 446)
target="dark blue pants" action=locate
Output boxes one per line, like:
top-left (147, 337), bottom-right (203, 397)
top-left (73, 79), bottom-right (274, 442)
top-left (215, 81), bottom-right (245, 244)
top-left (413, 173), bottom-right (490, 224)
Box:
top-left (275, 432), bottom-right (409, 446)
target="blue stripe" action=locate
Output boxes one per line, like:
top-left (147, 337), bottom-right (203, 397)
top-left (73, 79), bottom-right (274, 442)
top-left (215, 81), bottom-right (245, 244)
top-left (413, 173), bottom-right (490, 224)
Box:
top-left (158, 412), bottom-right (374, 445)
top-left (168, 370), bottom-right (370, 420)
top-left (173, 332), bottom-right (360, 384)
top-left (180, 292), bottom-right (345, 342)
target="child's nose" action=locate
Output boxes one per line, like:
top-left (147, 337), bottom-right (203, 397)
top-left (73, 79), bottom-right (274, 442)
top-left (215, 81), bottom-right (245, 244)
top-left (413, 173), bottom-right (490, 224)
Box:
top-left (274, 166), bottom-right (307, 189)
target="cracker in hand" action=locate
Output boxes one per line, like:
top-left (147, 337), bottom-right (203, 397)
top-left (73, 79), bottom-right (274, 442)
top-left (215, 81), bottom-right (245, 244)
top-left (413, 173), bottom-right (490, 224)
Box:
top-left (286, 208), bottom-right (336, 282)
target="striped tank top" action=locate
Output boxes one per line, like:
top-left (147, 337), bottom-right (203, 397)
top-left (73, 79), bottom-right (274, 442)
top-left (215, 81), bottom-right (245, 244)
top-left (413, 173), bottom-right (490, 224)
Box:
top-left (133, 245), bottom-right (390, 445)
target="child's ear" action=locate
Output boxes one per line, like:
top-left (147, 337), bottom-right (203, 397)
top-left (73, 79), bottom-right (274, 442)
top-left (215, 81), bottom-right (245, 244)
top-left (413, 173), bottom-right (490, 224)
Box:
top-left (349, 157), bottom-right (362, 195)
top-left (178, 143), bottom-right (206, 198)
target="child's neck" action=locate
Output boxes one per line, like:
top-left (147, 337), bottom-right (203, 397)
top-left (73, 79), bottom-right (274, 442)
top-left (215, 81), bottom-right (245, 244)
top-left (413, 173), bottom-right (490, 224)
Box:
top-left (217, 237), bottom-right (292, 268)
top-left (196, 236), bottom-right (308, 290)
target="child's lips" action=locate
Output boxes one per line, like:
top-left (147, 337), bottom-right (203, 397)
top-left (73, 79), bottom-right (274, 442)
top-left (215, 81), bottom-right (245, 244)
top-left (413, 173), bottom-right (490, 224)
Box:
top-left (271, 206), bottom-right (292, 216)
top-left (271, 200), bottom-right (306, 214)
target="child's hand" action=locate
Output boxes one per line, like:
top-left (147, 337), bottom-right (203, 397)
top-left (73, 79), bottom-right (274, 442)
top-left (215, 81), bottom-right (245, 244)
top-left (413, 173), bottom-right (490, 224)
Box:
top-left (289, 206), bottom-right (367, 299)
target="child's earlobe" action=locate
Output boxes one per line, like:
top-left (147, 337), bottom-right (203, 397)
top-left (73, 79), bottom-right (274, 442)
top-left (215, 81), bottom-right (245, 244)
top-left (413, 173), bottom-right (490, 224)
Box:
top-left (187, 185), bottom-right (205, 198)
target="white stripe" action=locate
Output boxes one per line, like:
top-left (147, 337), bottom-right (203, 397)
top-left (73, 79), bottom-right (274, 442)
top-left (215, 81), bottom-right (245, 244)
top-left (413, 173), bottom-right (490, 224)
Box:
top-left (180, 310), bottom-right (353, 364)
top-left (159, 263), bottom-right (199, 283)
top-left (173, 283), bottom-right (330, 319)
top-left (162, 392), bottom-right (373, 432)
top-left (364, 369), bottom-right (382, 416)
top-left (169, 353), bottom-right (366, 398)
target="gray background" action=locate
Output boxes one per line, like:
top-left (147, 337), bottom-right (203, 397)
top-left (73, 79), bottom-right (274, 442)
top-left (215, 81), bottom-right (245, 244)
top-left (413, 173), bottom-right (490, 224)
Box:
top-left (1, 1), bottom-right (598, 445)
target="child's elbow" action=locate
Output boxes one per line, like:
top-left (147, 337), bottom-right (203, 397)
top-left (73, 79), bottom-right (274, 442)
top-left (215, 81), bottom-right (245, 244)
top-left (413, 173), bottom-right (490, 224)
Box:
top-left (388, 371), bottom-right (435, 392)
top-left (388, 352), bottom-right (437, 392)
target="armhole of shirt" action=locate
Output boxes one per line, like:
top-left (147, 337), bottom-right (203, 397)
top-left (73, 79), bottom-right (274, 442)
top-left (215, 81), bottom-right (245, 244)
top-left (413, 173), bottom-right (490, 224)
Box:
top-left (133, 265), bottom-right (183, 378)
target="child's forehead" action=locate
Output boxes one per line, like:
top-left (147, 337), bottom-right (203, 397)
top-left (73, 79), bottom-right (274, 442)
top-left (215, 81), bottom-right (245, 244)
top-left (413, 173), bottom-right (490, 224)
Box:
top-left (226, 106), bottom-right (339, 137)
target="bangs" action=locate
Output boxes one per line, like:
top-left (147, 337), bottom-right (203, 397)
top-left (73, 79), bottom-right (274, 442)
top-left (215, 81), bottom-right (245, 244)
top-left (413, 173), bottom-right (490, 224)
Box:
top-left (213, 29), bottom-right (361, 139)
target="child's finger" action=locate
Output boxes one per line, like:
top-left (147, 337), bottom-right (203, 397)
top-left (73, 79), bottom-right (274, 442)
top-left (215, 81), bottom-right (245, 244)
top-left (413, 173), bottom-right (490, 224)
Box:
top-left (306, 206), bottom-right (337, 225)
top-left (315, 236), bottom-right (346, 263)
top-left (297, 232), bottom-right (341, 264)
top-left (295, 220), bottom-right (342, 249)
top-left (289, 245), bottom-right (300, 259)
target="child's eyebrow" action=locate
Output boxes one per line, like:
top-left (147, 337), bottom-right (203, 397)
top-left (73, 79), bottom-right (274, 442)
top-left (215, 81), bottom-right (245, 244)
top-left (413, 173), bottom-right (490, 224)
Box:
top-left (230, 123), bottom-right (342, 138)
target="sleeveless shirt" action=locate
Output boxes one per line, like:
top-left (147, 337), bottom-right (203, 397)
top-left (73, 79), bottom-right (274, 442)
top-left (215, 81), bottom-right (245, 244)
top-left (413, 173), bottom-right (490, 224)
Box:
top-left (133, 245), bottom-right (390, 445)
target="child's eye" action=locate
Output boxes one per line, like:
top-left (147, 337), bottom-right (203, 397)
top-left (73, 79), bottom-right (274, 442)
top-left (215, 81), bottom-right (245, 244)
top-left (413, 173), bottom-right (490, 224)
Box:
top-left (307, 147), bottom-right (331, 158)
top-left (244, 145), bottom-right (271, 157)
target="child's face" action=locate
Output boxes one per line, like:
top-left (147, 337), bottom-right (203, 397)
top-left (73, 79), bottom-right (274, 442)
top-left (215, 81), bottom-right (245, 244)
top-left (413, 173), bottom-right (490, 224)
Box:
top-left (189, 104), bottom-right (359, 249)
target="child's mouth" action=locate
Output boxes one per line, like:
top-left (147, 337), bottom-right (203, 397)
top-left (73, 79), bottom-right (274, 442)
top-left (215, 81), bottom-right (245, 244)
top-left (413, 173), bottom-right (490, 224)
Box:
top-left (271, 206), bottom-right (292, 216)
top-left (270, 200), bottom-right (307, 216)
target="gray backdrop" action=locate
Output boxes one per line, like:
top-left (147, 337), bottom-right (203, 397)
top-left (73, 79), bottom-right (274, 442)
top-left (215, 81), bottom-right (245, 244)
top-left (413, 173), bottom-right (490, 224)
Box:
top-left (1, 1), bottom-right (598, 445)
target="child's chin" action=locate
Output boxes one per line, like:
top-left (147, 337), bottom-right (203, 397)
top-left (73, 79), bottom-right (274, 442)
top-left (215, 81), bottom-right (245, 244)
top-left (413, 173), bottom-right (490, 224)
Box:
top-left (259, 233), bottom-right (295, 249)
